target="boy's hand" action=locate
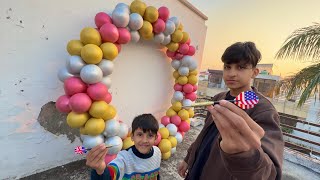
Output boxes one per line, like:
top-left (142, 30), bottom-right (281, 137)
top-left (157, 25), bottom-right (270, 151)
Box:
top-left (86, 144), bottom-right (108, 175)
top-left (177, 161), bottom-right (188, 178)
top-left (207, 100), bottom-right (265, 154)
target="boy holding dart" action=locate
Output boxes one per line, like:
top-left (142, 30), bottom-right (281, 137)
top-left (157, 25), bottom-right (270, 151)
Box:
top-left (178, 42), bottom-right (284, 180)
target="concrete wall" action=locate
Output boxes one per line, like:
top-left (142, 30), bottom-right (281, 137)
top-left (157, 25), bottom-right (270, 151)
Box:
top-left (0, 0), bottom-right (207, 178)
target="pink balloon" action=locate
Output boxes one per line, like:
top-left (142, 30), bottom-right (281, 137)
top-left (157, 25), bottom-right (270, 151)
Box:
top-left (153, 19), bottom-right (165, 33)
top-left (87, 83), bottom-right (108, 101)
top-left (56, 95), bottom-right (71, 113)
top-left (186, 38), bottom-right (191, 45)
top-left (69, 93), bottom-right (92, 113)
top-left (175, 53), bottom-right (184, 60)
top-left (183, 84), bottom-right (193, 94)
top-left (173, 83), bottom-right (183, 91)
top-left (104, 154), bottom-right (117, 164)
top-left (104, 93), bottom-right (112, 104)
top-left (95, 12), bottom-right (112, 29)
top-left (170, 115), bottom-right (181, 126)
top-left (179, 121), bottom-right (190, 132)
top-left (100, 23), bottom-right (119, 43)
top-left (185, 92), bottom-right (197, 101)
top-left (166, 50), bottom-right (175, 58)
top-left (64, 77), bottom-right (87, 96)
top-left (115, 43), bottom-right (122, 53)
top-left (193, 85), bottom-right (198, 92)
top-left (158, 6), bottom-right (170, 21)
top-left (179, 131), bottom-right (185, 137)
top-left (188, 45), bottom-right (196, 56)
top-left (154, 131), bottom-right (161, 146)
top-left (161, 116), bottom-right (170, 126)
top-left (179, 43), bottom-right (189, 55)
top-left (117, 28), bottom-right (131, 44)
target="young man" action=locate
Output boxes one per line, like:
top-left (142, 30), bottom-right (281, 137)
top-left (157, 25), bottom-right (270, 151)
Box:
top-left (178, 42), bottom-right (284, 180)
top-left (87, 114), bottom-right (161, 180)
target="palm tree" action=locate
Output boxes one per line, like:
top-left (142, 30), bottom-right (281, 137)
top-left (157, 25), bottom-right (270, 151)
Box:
top-left (275, 23), bottom-right (320, 107)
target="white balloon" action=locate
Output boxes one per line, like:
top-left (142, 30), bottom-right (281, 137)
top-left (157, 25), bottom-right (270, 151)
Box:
top-left (129, 13), bottom-right (143, 31)
top-left (80, 64), bottom-right (103, 84)
top-left (182, 99), bottom-right (192, 109)
top-left (161, 35), bottom-right (171, 45)
top-left (171, 147), bottom-right (177, 154)
top-left (159, 124), bottom-right (165, 128)
top-left (101, 76), bottom-right (112, 89)
top-left (57, 67), bottom-right (75, 82)
top-left (66, 56), bottom-right (85, 74)
top-left (166, 123), bottom-right (178, 136)
top-left (82, 135), bottom-right (104, 149)
top-left (112, 8), bottom-right (129, 28)
top-left (115, 3), bottom-right (130, 14)
top-left (98, 59), bottom-right (114, 76)
top-left (189, 59), bottom-right (198, 71)
top-left (130, 30), bottom-right (140, 43)
top-left (173, 91), bottom-right (184, 102)
top-left (117, 123), bottom-right (129, 139)
top-left (169, 17), bottom-right (180, 28)
top-left (153, 33), bottom-right (165, 44)
top-left (175, 132), bottom-right (183, 143)
top-left (163, 20), bottom-right (175, 36)
top-left (104, 119), bottom-right (120, 137)
top-left (171, 60), bottom-right (181, 70)
top-left (105, 136), bottom-right (123, 154)
top-left (178, 66), bottom-right (189, 76)
top-left (181, 56), bottom-right (193, 67)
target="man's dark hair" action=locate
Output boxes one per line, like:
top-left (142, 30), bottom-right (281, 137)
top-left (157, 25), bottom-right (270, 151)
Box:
top-left (221, 42), bottom-right (261, 67)
top-left (132, 114), bottom-right (159, 135)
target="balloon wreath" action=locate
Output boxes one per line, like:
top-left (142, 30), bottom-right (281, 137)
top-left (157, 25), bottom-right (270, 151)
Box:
top-left (56, 0), bottom-right (198, 161)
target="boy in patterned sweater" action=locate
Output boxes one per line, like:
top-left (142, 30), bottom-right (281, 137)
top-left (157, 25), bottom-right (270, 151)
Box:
top-left (87, 114), bottom-right (161, 180)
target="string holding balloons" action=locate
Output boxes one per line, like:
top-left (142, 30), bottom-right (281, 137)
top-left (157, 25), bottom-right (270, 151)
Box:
top-left (56, 0), bottom-right (199, 161)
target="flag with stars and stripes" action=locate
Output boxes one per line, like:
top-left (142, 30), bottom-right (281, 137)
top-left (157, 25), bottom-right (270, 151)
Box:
top-left (234, 91), bottom-right (259, 109)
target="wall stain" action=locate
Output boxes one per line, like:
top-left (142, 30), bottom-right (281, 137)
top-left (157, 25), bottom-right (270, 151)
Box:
top-left (37, 101), bottom-right (79, 142)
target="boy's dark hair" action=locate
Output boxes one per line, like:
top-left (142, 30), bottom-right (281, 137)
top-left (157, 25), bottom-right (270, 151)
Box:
top-left (221, 42), bottom-right (261, 67)
top-left (132, 114), bottom-right (159, 135)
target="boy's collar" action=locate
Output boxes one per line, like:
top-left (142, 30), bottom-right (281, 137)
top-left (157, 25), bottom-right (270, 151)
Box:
top-left (131, 145), bottom-right (154, 159)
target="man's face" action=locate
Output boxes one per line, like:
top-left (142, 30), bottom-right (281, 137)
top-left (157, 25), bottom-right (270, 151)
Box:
top-left (223, 63), bottom-right (259, 91)
top-left (132, 128), bottom-right (157, 154)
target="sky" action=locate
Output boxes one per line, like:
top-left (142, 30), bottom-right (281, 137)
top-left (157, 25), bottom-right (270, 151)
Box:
top-left (188, 0), bottom-right (320, 77)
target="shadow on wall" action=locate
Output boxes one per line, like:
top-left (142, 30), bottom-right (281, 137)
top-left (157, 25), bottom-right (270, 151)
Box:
top-left (37, 102), bottom-right (79, 142)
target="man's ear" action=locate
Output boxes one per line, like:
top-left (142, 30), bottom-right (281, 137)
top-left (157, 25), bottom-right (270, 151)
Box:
top-left (252, 68), bottom-right (259, 78)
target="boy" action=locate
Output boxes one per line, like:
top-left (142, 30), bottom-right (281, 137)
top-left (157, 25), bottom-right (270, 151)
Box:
top-left (87, 114), bottom-right (161, 180)
top-left (178, 42), bottom-right (284, 180)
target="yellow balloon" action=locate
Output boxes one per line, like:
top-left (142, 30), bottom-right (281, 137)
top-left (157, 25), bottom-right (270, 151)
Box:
top-left (67, 112), bottom-right (89, 128)
top-left (173, 71), bottom-right (180, 79)
top-left (67, 40), bottom-right (84, 56)
top-left (159, 127), bottom-right (170, 139)
top-left (178, 23), bottom-right (184, 31)
top-left (158, 139), bottom-right (172, 153)
top-left (143, 6), bottom-right (159, 23)
top-left (178, 76), bottom-right (188, 85)
top-left (81, 44), bottom-right (103, 64)
top-left (141, 32), bottom-right (154, 40)
top-left (162, 151), bottom-right (171, 160)
top-left (100, 42), bottom-right (118, 60)
top-left (102, 105), bottom-right (117, 121)
top-left (122, 137), bottom-right (134, 150)
top-left (166, 42), bottom-right (179, 52)
top-left (189, 69), bottom-right (198, 76)
top-left (130, 0), bottom-right (147, 16)
top-left (188, 75), bottom-right (198, 85)
top-left (178, 109), bottom-right (189, 120)
top-left (186, 119), bottom-right (191, 124)
top-left (168, 136), bottom-right (177, 148)
top-left (80, 126), bottom-right (87, 135)
top-left (139, 21), bottom-right (153, 36)
top-left (84, 118), bottom-right (105, 136)
top-left (166, 107), bottom-right (177, 117)
top-left (171, 30), bottom-right (183, 43)
top-left (80, 27), bottom-right (102, 46)
top-left (188, 108), bottom-right (195, 118)
top-left (181, 32), bottom-right (189, 44)
top-left (89, 101), bottom-right (109, 118)
top-left (172, 101), bottom-right (182, 112)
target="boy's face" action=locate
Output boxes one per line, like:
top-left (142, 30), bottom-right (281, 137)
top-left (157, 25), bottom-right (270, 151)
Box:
top-left (223, 62), bottom-right (259, 92)
top-left (132, 128), bottom-right (157, 154)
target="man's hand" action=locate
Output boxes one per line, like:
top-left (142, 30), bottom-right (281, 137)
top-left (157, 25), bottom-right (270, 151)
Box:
top-left (86, 144), bottom-right (108, 175)
top-left (207, 100), bottom-right (265, 154)
top-left (177, 161), bottom-right (188, 178)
